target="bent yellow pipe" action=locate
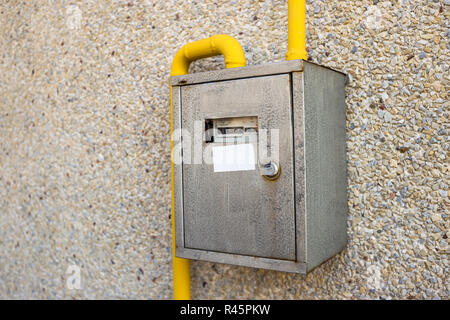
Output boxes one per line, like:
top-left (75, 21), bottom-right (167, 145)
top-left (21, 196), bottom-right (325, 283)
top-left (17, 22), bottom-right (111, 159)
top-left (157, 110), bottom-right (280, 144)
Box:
top-left (170, 35), bottom-right (246, 300)
top-left (286, 0), bottom-right (308, 61)
top-left (171, 34), bottom-right (246, 76)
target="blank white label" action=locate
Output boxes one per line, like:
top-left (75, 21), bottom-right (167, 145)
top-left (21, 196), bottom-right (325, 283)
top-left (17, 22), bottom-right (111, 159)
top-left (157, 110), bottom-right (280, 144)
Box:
top-left (212, 144), bottom-right (256, 172)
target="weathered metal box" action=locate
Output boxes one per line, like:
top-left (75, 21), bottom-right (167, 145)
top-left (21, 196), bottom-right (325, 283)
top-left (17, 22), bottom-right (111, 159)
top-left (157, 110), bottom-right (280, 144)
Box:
top-left (171, 60), bottom-right (347, 273)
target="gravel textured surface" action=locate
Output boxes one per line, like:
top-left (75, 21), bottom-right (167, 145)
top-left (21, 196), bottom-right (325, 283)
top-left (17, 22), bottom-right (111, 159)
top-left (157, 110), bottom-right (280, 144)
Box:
top-left (0, 0), bottom-right (448, 299)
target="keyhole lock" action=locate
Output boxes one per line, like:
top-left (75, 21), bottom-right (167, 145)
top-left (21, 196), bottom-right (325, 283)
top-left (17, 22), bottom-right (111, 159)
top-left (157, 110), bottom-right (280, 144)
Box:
top-left (262, 161), bottom-right (281, 181)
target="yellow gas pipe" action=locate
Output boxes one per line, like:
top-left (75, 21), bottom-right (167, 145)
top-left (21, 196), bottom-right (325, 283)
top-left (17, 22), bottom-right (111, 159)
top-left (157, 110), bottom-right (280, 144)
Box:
top-left (170, 0), bottom-right (306, 300)
top-left (286, 0), bottom-right (308, 61)
top-left (170, 34), bottom-right (246, 300)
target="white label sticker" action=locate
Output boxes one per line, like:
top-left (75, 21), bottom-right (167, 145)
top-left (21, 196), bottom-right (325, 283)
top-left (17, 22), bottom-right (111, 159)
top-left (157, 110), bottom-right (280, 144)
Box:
top-left (212, 144), bottom-right (256, 172)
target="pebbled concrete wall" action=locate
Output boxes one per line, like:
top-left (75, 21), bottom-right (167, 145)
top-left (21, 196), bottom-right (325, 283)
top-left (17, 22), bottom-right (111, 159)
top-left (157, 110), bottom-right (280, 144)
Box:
top-left (0, 0), bottom-right (448, 299)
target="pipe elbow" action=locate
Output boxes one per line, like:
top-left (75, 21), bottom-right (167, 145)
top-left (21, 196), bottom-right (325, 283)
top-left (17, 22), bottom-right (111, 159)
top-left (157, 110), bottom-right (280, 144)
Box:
top-left (171, 48), bottom-right (191, 76)
top-left (171, 35), bottom-right (246, 76)
top-left (209, 35), bottom-right (246, 69)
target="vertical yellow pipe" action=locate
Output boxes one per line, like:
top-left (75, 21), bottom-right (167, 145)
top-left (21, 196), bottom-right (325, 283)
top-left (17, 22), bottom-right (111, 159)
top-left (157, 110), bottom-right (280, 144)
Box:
top-left (169, 85), bottom-right (191, 299)
top-left (286, 0), bottom-right (308, 61)
top-left (170, 35), bottom-right (246, 300)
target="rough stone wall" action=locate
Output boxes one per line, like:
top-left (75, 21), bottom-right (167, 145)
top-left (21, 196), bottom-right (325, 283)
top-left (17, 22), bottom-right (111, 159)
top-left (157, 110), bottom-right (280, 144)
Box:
top-left (0, 0), bottom-right (448, 299)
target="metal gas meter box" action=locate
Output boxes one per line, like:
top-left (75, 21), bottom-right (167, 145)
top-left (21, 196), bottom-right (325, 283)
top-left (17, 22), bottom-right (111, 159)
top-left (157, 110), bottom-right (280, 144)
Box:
top-left (171, 60), bottom-right (348, 273)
